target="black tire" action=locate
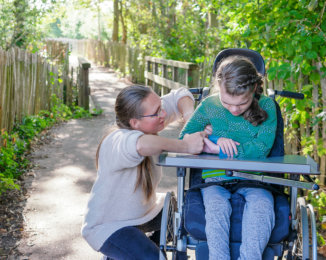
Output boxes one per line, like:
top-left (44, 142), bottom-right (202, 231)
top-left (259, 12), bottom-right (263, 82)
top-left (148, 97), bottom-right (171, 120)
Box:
top-left (159, 192), bottom-right (177, 260)
top-left (292, 197), bottom-right (310, 260)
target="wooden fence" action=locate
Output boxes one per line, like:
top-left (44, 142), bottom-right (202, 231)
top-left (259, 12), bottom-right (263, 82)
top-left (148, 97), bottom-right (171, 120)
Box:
top-left (144, 56), bottom-right (199, 96)
top-left (54, 38), bottom-right (325, 185)
top-left (53, 38), bottom-right (146, 84)
top-left (0, 43), bottom-right (70, 133)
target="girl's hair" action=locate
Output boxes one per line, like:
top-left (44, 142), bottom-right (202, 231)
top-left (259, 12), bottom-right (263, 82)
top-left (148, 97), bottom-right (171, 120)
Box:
top-left (96, 85), bottom-right (154, 201)
top-left (214, 55), bottom-right (267, 126)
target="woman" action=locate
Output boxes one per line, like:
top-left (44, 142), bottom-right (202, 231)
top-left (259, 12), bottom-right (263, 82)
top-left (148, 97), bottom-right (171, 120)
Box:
top-left (82, 85), bottom-right (206, 259)
top-left (180, 55), bottom-right (277, 260)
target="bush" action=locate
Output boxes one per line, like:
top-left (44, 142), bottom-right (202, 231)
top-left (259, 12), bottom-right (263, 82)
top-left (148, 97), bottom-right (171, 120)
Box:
top-left (0, 97), bottom-right (97, 195)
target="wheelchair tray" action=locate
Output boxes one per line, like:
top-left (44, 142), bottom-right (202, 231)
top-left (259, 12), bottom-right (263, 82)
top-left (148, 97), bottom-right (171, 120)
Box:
top-left (158, 153), bottom-right (320, 175)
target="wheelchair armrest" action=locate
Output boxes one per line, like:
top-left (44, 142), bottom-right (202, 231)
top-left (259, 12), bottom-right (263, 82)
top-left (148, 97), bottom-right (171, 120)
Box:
top-left (227, 171), bottom-right (319, 191)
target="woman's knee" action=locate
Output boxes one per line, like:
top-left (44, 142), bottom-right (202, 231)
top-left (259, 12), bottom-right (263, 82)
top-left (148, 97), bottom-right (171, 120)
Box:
top-left (100, 226), bottom-right (159, 260)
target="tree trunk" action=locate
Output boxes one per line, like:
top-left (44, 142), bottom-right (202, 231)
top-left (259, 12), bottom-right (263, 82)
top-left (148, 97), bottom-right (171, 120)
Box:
top-left (12, 0), bottom-right (28, 48)
top-left (112, 0), bottom-right (119, 42)
top-left (119, 0), bottom-right (127, 44)
top-left (97, 1), bottom-right (101, 41)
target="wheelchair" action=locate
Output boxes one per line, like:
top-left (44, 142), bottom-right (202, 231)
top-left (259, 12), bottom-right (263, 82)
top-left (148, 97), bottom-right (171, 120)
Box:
top-left (158, 48), bottom-right (320, 260)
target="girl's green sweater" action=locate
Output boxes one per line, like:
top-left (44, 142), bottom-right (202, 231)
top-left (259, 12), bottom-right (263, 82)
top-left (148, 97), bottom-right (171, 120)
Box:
top-left (179, 94), bottom-right (277, 180)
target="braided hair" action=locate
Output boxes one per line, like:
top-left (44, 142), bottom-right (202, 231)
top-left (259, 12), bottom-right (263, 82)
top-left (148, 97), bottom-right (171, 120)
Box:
top-left (214, 55), bottom-right (267, 126)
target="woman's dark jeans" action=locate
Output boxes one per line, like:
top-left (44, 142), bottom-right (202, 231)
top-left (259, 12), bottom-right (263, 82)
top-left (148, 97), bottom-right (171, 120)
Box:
top-left (99, 226), bottom-right (159, 260)
top-left (99, 211), bottom-right (162, 260)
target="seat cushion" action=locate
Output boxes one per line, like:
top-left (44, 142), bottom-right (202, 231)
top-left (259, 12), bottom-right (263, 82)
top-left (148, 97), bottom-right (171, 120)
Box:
top-left (195, 241), bottom-right (276, 260)
top-left (184, 189), bottom-right (290, 243)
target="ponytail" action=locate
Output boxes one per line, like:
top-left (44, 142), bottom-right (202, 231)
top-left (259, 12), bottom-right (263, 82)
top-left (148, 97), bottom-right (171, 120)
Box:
top-left (96, 85), bottom-right (155, 201)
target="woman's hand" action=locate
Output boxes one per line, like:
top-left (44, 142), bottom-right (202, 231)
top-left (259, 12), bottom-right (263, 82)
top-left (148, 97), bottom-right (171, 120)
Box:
top-left (216, 137), bottom-right (240, 157)
top-left (203, 138), bottom-right (220, 154)
top-left (183, 131), bottom-right (207, 154)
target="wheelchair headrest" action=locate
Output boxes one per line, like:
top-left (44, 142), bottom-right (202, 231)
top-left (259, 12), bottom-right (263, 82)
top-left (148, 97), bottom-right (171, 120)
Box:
top-left (212, 48), bottom-right (265, 77)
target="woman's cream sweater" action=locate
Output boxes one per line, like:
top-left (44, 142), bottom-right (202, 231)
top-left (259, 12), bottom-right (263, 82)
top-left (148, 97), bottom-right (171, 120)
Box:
top-left (81, 88), bottom-right (194, 251)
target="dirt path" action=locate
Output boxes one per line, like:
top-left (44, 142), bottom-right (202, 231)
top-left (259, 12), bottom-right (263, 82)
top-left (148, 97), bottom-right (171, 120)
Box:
top-left (12, 66), bottom-right (182, 259)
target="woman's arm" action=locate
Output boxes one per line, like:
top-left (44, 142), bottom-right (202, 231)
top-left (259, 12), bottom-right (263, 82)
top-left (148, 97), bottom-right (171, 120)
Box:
top-left (177, 96), bottom-right (195, 122)
top-left (136, 131), bottom-right (206, 156)
top-left (161, 88), bottom-right (195, 126)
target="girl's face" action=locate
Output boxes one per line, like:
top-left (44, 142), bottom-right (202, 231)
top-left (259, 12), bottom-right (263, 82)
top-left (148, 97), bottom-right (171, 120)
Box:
top-left (219, 86), bottom-right (254, 116)
top-left (133, 92), bottom-right (166, 134)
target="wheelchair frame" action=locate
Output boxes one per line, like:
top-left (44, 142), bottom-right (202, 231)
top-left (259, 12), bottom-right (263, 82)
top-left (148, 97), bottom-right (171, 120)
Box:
top-left (158, 152), bottom-right (320, 260)
top-left (158, 48), bottom-right (320, 260)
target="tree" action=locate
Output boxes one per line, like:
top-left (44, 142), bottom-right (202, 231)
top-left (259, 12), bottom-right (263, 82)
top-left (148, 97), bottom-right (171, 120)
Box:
top-left (112, 0), bottom-right (119, 41)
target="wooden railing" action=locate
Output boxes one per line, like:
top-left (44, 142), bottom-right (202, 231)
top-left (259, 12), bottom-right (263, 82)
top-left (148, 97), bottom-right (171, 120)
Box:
top-left (144, 56), bottom-right (199, 95)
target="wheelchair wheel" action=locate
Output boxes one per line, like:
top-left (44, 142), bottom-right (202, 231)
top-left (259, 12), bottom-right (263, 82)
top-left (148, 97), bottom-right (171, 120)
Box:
top-left (292, 197), bottom-right (310, 260)
top-left (159, 192), bottom-right (177, 260)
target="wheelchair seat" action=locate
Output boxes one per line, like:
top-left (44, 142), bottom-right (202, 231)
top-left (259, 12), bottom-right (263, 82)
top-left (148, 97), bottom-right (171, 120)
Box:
top-left (184, 188), bottom-right (290, 259)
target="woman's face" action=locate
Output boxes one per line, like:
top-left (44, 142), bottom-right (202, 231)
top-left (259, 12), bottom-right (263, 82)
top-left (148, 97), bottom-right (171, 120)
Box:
top-left (133, 92), bottom-right (166, 134)
top-left (219, 86), bottom-right (254, 116)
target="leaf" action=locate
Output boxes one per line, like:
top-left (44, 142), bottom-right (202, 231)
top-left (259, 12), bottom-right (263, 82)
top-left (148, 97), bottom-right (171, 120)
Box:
top-left (304, 39), bottom-right (312, 50)
top-left (306, 50), bottom-right (318, 60)
top-left (320, 46), bottom-right (326, 57)
top-left (267, 67), bottom-right (277, 80)
top-left (307, 0), bottom-right (318, 11)
top-left (319, 245), bottom-right (326, 257)
top-left (310, 72), bottom-right (320, 84)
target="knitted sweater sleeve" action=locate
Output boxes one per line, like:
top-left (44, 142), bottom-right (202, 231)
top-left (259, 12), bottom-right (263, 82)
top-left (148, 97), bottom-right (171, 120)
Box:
top-left (179, 98), bottom-right (211, 139)
top-left (236, 97), bottom-right (277, 158)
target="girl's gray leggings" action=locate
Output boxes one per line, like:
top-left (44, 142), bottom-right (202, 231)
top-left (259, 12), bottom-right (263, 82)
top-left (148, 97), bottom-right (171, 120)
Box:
top-left (201, 185), bottom-right (275, 260)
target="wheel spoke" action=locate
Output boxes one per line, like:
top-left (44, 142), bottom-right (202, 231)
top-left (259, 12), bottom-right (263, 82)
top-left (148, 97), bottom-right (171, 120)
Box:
top-left (159, 192), bottom-right (177, 260)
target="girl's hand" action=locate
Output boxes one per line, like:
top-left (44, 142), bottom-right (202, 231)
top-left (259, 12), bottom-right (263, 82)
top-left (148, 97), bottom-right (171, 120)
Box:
top-left (204, 125), bottom-right (213, 135)
top-left (203, 138), bottom-right (220, 154)
top-left (183, 131), bottom-right (207, 154)
top-left (216, 137), bottom-right (240, 158)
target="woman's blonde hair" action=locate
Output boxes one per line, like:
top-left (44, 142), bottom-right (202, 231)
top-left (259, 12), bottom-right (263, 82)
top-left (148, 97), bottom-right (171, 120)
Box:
top-left (214, 55), bottom-right (267, 126)
top-left (96, 85), bottom-right (154, 201)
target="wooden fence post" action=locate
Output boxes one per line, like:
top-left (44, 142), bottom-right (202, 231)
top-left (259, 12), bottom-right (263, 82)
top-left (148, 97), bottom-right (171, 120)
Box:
top-left (78, 57), bottom-right (91, 110)
top-left (317, 62), bottom-right (326, 185)
top-left (187, 64), bottom-right (199, 88)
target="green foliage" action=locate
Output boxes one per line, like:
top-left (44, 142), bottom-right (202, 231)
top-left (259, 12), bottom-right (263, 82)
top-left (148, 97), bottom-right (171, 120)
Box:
top-left (126, 0), bottom-right (217, 62)
top-left (40, 0), bottom-right (113, 41)
top-left (307, 188), bottom-right (326, 246)
top-left (0, 0), bottom-right (48, 50)
top-left (0, 95), bottom-right (94, 196)
top-left (91, 108), bottom-right (104, 116)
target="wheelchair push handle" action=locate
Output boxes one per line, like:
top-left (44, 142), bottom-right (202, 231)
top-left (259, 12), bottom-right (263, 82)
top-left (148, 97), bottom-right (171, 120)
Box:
top-left (188, 87), bottom-right (210, 101)
top-left (190, 88), bottom-right (304, 101)
top-left (268, 89), bottom-right (304, 100)
top-left (188, 88), bottom-right (202, 95)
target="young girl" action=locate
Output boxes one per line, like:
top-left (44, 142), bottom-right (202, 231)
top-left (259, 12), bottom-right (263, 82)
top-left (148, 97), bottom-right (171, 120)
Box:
top-left (180, 55), bottom-right (277, 260)
top-left (82, 85), bottom-right (206, 260)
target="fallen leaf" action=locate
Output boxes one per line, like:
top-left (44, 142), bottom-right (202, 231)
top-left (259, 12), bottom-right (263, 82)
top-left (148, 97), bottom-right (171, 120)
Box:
top-left (318, 245), bottom-right (326, 257)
